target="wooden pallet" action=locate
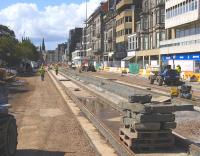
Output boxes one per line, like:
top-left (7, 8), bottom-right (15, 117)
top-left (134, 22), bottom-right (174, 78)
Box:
top-left (119, 128), bottom-right (174, 150)
top-left (120, 128), bottom-right (172, 139)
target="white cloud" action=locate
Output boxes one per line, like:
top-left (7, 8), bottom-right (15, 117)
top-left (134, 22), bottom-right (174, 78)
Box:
top-left (0, 0), bottom-right (103, 49)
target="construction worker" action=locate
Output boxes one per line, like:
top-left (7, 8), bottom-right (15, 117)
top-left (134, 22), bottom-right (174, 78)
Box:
top-left (176, 65), bottom-right (181, 74)
top-left (39, 65), bottom-right (45, 81)
top-left (55, 64), bottom-right (59, 75)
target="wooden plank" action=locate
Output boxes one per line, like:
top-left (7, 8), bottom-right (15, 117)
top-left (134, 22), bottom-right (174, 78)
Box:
top-left (120, 128), bottom-right (172, 139)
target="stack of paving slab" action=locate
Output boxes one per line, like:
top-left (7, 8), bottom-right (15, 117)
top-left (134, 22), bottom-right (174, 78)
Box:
top-left (119, 94), bottom-right (194, 152)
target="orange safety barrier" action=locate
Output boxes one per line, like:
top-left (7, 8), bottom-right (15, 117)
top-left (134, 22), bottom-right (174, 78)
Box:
top-left (183, 72), bottom-right (200, 81)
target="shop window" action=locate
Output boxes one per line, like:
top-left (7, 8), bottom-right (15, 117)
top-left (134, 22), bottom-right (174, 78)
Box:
top-left (195, 61), bottom-right (200, 73)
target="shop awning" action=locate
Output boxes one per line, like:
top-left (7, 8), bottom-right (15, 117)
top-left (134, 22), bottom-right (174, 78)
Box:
top-left (122, 56), bottom-right (135, 61)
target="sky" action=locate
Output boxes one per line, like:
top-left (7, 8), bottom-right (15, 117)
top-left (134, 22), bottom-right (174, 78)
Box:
top-left (0, 0), bottom-right (103, 50)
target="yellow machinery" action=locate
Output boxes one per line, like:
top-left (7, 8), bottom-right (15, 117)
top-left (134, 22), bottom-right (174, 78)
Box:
top-left (170, 87), bottom-right (179, 97)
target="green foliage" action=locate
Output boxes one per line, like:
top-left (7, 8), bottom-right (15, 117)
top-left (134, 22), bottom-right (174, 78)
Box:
top-left (0, 25), bottom-right (40, 67)
top-left (0, 25), bottom-right (15, 38)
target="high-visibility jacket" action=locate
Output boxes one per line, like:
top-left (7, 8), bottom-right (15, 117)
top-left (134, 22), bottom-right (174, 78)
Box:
top-left (176, 66), bottom-right (181, 73)
top-left (55, 66), bottom-right (58, 71)
top-left (39, 67), bottom-right (45, 76)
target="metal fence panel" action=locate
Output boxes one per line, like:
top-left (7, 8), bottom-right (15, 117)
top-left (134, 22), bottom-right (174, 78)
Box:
top-left (129, 63), bottom-right (139, 74)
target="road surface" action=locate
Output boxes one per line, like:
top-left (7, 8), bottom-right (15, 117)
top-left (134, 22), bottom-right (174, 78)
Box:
top-left (9, 74), bottom-right (95, 156)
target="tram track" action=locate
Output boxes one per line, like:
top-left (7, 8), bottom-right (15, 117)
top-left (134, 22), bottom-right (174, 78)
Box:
top-left (61, 68), bottom-right (200, 109)
top-left (52, 69), bottom-right (200, 155)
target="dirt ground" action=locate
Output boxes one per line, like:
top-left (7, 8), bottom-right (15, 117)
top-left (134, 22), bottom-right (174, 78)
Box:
top-left (9, 74), bottom-right (95, 156)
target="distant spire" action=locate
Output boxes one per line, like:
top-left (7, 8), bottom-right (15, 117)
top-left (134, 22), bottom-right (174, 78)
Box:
top-left (42, 38), bottom-right (45, 51)
top-left (39, 44), bottom-right (42, 52)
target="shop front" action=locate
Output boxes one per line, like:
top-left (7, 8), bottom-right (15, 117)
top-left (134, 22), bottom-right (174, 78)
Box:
top-left (162, 53), bottom-right (200, 73)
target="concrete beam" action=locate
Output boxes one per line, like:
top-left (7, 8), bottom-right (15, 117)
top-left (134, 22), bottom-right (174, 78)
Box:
top-left (136, 113), bottom-right (175, 123)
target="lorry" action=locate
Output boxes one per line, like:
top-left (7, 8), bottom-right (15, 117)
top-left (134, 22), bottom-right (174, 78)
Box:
top-left (0, 81), bottom-right (17, 156)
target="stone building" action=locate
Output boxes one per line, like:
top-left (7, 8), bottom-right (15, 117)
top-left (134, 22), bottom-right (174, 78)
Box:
top-left (136, 0), bottom-right (165, 68)
top-left (46, 50), bottom-right (56, 64)
top-left (68, 28), bottom-right (83, 61)
top-left (84, 1), bottom-right (108, 61)
top-left (103, 0), bottom-right (117, 62)
top-left (115, 0), bottom-right (142, 61)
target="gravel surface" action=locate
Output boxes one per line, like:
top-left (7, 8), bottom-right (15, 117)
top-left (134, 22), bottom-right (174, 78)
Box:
top-left (9, 74), bottom-right (95, 156)
top-left (63, 69), bottom-right (200, 145)
top-left (175, 111), bottom-right (200, 143)
top-left (83, 70), bottom-right (200, 98)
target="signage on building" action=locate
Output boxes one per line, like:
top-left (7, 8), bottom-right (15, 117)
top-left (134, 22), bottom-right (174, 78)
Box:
top-left (162, 53), bottom-right (200, 61)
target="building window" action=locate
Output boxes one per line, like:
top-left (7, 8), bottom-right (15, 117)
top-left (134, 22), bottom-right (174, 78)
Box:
top-left (149, 35), bottom-right (152, 49)
top-left (128, 35), bottom-right (139, 51)
top-left (143, 17), bottom-right (148, 29)
top-left (144, 1), bottom-right (148, 7)
top-left (156, 10), bottom-right (160, 24)
top-left (195, 0), bottom-right (198, 9)
top-left (166, 0), bottom-right (198, 19)
top-left (136, 21), bottom-right (141, 32)
top-left (156, 32), bottom-right (160, 48)
top-left (125, 29), bottom-right (132, 35)
top-left (143, 35), bottom-right (149, 50)
top-left (160, 31), bottom-right (166, 41)
top-left (125, 16), bottom-right (132, 22)
top-left (160, 8), bottom-right (165, 23)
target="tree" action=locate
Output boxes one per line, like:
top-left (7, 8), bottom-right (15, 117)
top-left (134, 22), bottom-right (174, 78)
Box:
top-left (0, 36), bottom-right (18, 67)
top-left (0, 25), bottom-right (15, 38)
top-left (0, 25), bottom-right (40, 67)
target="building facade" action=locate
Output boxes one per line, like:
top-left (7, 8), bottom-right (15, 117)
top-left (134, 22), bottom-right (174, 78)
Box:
top-left (68, 28), bottom-right (83, 61)
top-left (72, 49), bottom-right (86, 67)
top-left (160, 0), bottom-right (200, 72)
top-left (115, 0), bottom-right (142, 61)
top-left (103, 0), bottom-right (117, 62)
top-left (84, 1), bottom-right (108, 62)
top-left (135, 0), bottom-right (165, 68)
top-left (46, 50), bottom-right (56, 64)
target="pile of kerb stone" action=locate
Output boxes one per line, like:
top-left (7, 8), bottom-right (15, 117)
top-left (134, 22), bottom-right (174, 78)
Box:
top-left (119, 94), bottom-right (194, 152)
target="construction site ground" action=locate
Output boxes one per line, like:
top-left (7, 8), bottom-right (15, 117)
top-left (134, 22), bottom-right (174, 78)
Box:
top-left (8, 74), bottom-right (95, 156)
top-left (80, 70), bottom-right (200, 98)
top-left (61, 69), bottom-right (200, 144)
